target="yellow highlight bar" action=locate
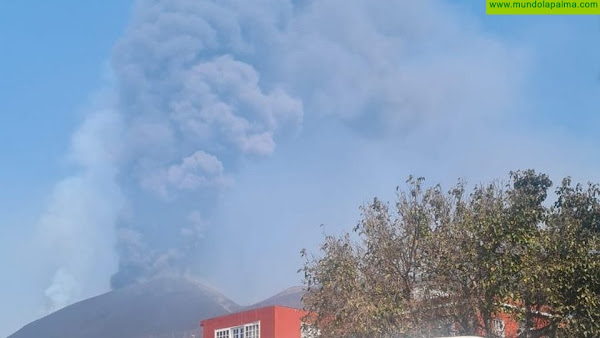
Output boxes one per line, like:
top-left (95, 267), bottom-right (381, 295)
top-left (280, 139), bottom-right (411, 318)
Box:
top-left (487, 0), bottom-right (600, 14)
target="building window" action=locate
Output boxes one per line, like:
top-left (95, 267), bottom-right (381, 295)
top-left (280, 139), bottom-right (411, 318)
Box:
top-left (215, 322), bottom-right (259, 338)
top-left (232, 326), bottom-right (244, 338)
top-left (245, 323), bottom-right (259, 338)
top-left (491, 318), bottom-right (506, 338)
top-left (216, 328), bottom-right (230, 338)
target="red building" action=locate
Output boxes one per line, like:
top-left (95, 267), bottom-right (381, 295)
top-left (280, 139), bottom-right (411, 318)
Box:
top-left (201, 305), bottom-right (312, 338)
top-left (201, 303), bottom-right (551, 338)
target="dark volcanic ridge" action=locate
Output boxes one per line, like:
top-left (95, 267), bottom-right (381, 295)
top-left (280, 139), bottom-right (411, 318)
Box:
top-left (9, 276), bottom-right (305, 338)
top-left (243, 285), bottom-right (306, 310)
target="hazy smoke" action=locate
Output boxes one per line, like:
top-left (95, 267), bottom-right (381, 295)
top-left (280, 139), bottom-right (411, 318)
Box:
top-left (35, 0), bottom-right (527, 309)
top-left (37, 110), bottom-right (124, 310)
top-left (108, 0), bottom-right (522, 289)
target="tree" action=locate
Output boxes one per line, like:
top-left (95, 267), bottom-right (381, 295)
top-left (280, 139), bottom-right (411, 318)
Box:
top-left (428, 179), bottom-right (509, 337)
top-left (300, 232), bottom-right (367, 337)
top-left (300, 170), bottom-right (600, 337)
top-left (497, 170), bottom-right (552, 338)
top-left (300, 177), bottom-right (448, 337)
top-left (542, 178), bottom-right (600, 337)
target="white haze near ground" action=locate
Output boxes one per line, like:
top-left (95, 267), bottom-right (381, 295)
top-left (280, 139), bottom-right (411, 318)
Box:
top-left (3, 0), bottom-right (599, 336)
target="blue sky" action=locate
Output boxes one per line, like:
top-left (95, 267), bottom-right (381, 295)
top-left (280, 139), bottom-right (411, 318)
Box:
top-left (0, 1), bottom-right (133, 334)
top-left (1, 1), bottom-right (599, 336)
top-left (0, 0), bottom-right (131, 232)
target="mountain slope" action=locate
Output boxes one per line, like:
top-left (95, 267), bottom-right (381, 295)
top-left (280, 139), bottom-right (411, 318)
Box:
top-left (244, 286), bottom-right (306, 310)
top-left (9, 276), bottom-right (239, 338)
top-left (9, 279), bottom-right (307, 338)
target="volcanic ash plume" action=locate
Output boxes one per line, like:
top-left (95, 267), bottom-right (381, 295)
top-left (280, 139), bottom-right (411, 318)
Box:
top-left (36, 0), bottom-right (526, 310)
